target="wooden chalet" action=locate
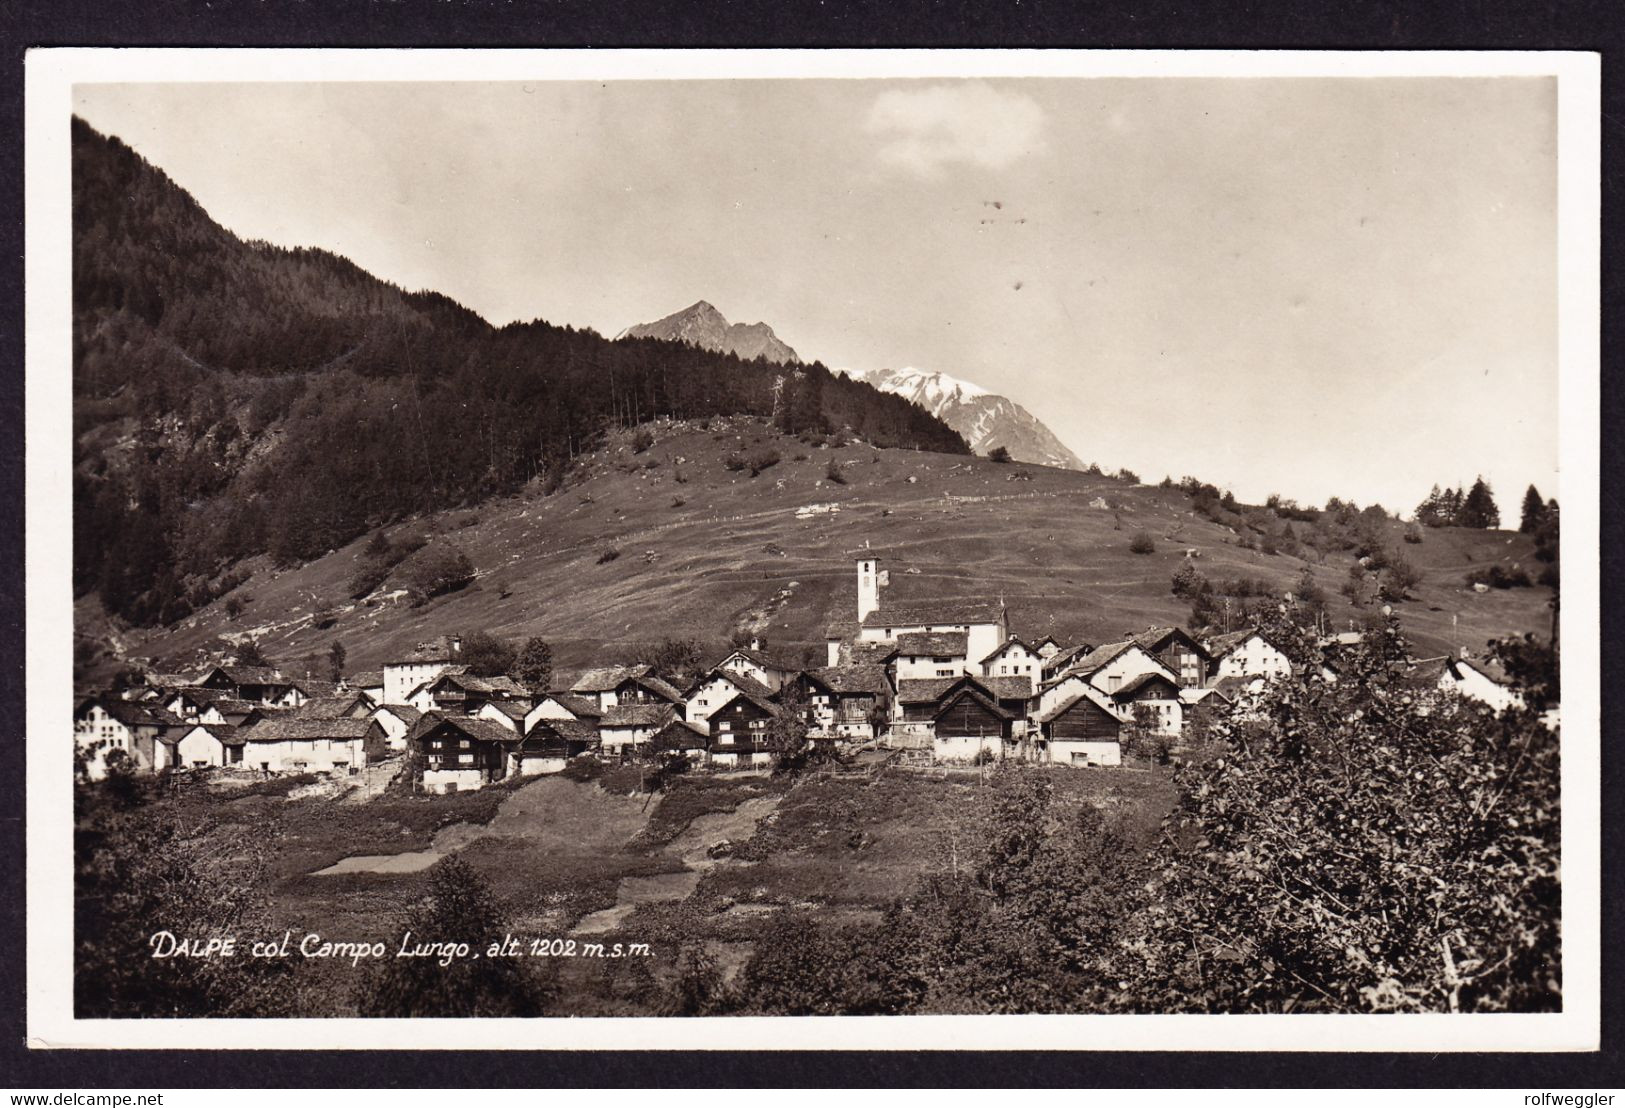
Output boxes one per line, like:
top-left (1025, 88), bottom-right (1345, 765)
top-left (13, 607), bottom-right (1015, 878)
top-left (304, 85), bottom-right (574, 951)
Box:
top-left (794, 665), bottom-right (892, 739)
top-left (569, 665), bottom-right (684, 712)
top-left (1131, 626), bottom-right (1213, 688)
top-left (409, 712), bottom-right (517, 793)
top-left (1035, 686), bottom-right (1124, 766)
top-left (712, 642), bottom-right (797, 692)
top-left (510, 718), bottom-right (600, 775)
top-left (931, 684), bottom-right (1017, 762)
top-left (196, 665), bottom-right (305, 707)
top-left (598, 702), bottom-right (678, 759)
top-left (413, 670), bottom-right (530, 715)
top-left (685, 667), bottom-right (780, 724)
top-left (707, 688), bottom-right (778, 766)
top-left (649, 718), bottom-right (712, 764)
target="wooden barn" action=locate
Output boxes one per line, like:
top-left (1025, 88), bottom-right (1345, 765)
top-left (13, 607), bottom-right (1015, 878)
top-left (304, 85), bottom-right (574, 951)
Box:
top-left (931, 685), bottom-right (1016, 763)
top-left (1036, 689), bottom-right (1124, 767)
top-left (510, 718), bottom-right (600, 776)
top-left (708, 689), bottom-right (777, 767)
top-left (410, 713), bottom-right (515, 794)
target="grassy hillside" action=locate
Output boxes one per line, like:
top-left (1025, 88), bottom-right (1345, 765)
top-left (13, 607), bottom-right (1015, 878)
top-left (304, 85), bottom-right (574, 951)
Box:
top-left (82, 415), bottom-right (1554, 683)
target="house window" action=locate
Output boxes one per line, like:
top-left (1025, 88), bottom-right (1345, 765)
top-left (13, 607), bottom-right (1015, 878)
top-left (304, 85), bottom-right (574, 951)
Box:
top-left (1107, 676), bottom-right (1122, 691)
top-left (459, 753), bottom-right (474, 765)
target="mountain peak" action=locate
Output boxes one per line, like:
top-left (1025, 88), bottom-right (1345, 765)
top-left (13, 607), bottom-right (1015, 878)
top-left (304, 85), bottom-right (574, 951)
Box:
top-left (840, 366), bottom-right (1085, 471)
top-left (619, 300), bottom-right (801, 365)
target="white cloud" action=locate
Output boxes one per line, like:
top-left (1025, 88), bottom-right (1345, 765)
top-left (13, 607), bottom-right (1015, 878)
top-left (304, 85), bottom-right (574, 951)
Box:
top-left (864, 83), bottom-right (1045, 177)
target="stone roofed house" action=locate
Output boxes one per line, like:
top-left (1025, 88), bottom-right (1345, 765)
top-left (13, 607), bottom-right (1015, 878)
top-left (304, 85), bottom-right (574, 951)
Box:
top-left (162, 685), bottom-right (236, 721)
top-left (510, 717), bottom-right (601, 776)
top-left (684, 667), bottom-right (781, 724)
top-left (521, 692), bottom-right (603, 737)
top-left (1035, 683), bottom-right (1125, 767)
top-left (793, 664), bottom-right (893, 740)
top-left (407, 711), bottom-right (518, 794)
top-left (156, 721), bottom-right (243, 771)
top-left (74, 697), bottom-right (182, 780)
top-left (1408, 654), bottom-right (1525, 713)
top-left (1109, 670), bottom-right (1185, 737)
top-left (1040, 642), bottom-right (1096, 682)
top-left (344, 670), bottom-right (387, 705)
top-left (236, 715), bottom-right (387, 775)
top-left (569, 664), bottom-right (683, 713)
top-left (1037, 639), bottom-right (1178, 716)
top-left (1031, 636), bottom-right (1063, 659)
top-left (979, 635), bottom-right (1043, 694)
top-left (290, 678), bottom-right (341, 701)
top-left (713, 639), bottom-right (797, 692)
top-left (412, 670), bottom-right (531, 716)
top-left (895, 673), bottom-right (1033, 733)
top-left (707, 687), bottom-right (778, 768)
top-left (892, 630), bottom-right (970, 681)
top-left (598, 702), bottom-right (679, 760)
top-left (475, 699), bottom-right (532, 733)
top-left (649, 718), bottom-right (711, 765)
top-left (290, 692), bottom-right (374, 721)
top-left (931, 684), bottom-right (1017, 763)
top-left (1205, 628), bottom-right (1292, 682)
top-left (1131, 626), bottom-right (1213, 688)
top-left (370, 702), bottom-right (423, 751)
top-left (382, 636), bottom-right (463, 706)
top-left (195, 664), bottom-right (306, 708)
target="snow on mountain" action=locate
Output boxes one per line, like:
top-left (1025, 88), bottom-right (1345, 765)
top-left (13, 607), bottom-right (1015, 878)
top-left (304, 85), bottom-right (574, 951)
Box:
top-left (840, 366), bottom-right (1085, 471)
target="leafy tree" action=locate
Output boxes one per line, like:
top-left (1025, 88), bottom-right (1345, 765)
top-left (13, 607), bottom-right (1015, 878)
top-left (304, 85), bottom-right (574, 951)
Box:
top-left (1116, 609), bottom-right (1560, 1014)
top-left (235, 639), bottom-right (269, 668)
top-left (987, 445), bottom-right (1013, 463)
top-left (638, 638), bottom-right (704, 690)
top-left (327, 640), bottom-right (347, 683)
top-left (515, 637), bottom-right (555, 691)
top-left (1188, 577), bottom-right (1222, 632)
top-left (75, 802), bottom-right (294, 1017)
top-left (458, 631), bottom-right (516, 678)
top-left (1171, 561), bottom-right (1206, 599)
top-left (1380, 554), bottom-right (1422, 602)
top-left (766, 682), bottom-right (814, 776)
top-left (1459, 477), bottom-right (1501, 529)
top-left (401, 545), bottom-right (475, 604)
top-left (355, 857), bottom-right (551, 1017)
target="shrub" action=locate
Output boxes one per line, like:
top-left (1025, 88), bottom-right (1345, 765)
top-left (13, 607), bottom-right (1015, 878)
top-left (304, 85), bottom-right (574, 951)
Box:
top-left (597, 547), bottom-right (621, 565)
top-left (671, 496), bottom-right (686, 508)
top-left (1117, 468), bottom-right (1140, 484)
top-left (825, 460), bottom-right (847, 485)
top-left (988, 446), bottom-right (1013, 463)
top-left (723, 452), bottom-right (747, 473)
top-left (1129, 531), bottom-right (1156, 555)
top-left (632, 428), bottom-right (654, 454)
top-left (224, 596), bottom-right (245, 620)
top-left (1465, 565), bottom-right (1532, 590)
top-left (746, 447), bottom-right (780, 477)
top-left (1403, 522), bottom-right (1424, 544)
top-left (401, 544), bottom-right (475, 604)
top-left (1171, 562), bottom-right (1206, 599)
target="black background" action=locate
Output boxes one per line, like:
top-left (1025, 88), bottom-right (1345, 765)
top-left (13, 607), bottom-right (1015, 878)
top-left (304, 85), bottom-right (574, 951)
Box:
top-left (0, 0), bottom-right (1619, 1089)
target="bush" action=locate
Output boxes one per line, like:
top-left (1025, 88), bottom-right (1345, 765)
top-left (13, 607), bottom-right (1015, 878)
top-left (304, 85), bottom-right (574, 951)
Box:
top-left (597, 547), bottom-right (621, 565)
top-left (723, 452), bottom-right (747, 473)
top-left (988, 446), bottom-right (1013, 463)
top-left (825, 460), bottom-right (847, 485)
top-left (224, 596), bottom-right (245, 620)
top-left (1465, 565), bottom-right (1532, 590)
top-left (746, 447), bottom-right (780, 477)
top-left (632, 428), bottom-right (654, 454)
top-left (401, 544), bottom-right (475, 604)
top-left (1117, 468), bottom-right (1140, 484)
top-left (1129, 531), bottom-right (1156, 555)
top-left (1171, 562), bottom-right (1206, 599)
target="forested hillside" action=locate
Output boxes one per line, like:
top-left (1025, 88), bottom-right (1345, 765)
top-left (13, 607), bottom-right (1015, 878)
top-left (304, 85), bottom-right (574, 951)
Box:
top-left (71, 118), bottom-right (968, 627)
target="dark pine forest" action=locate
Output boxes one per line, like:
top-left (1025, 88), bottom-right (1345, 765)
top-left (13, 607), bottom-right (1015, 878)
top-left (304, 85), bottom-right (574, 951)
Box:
top-left (71, 118), bottom-right (969, 626)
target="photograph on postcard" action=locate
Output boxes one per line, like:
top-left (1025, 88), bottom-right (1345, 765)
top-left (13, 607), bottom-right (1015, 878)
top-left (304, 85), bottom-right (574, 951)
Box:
top-left (29, 52), bottom-right (1597, 1044)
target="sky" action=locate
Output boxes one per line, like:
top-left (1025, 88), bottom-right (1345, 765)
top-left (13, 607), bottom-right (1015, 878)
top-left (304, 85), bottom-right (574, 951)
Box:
top-left (72, 77), bottom-right (1559, 517)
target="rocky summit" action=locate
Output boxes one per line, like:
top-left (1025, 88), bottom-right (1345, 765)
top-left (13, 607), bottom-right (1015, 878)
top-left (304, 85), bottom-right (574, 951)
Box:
top-left (619, 301), bottom-right (802, 365)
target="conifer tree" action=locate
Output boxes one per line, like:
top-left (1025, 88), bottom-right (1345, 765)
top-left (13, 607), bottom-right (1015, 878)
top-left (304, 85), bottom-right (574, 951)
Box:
top-left (1520, 485), bottom-right (1547, 533)
top-left (1459, 477), bottom-right (1500, 529)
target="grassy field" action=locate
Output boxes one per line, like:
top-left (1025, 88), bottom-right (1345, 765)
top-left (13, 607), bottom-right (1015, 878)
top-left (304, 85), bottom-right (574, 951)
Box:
top-left (103, 760), bottom-right (1178, 1016)
top-left (84, 415), bottom-right (1554, 681)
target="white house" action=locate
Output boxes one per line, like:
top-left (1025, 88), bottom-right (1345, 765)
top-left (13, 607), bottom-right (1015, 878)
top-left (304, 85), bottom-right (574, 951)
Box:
top-left (1413, 656), bottom-right (1525, 713)
top-left (370, 703), bottom-right (424, 751)
top-left (597, 703), bottom-right (677, 759)
top-left (1040, 641), bottom-right (1179, 711)
top-left (522, 693), bottom-right (602, 735)
top-left (684, 669), bottom-right (779, 724)
top-left (979, 636), bottom-right (1042, 691)
top-left (1207, 629), bottom-right (1293, 682)
top-left (830, 557), bottom-right (1010, 670)
top-left (156, 722), bottom-right (239, 771)
top-left (712, 643), bottom-right (795, 692)
top-left (74, 698), bottom-right (176, 780)
top-left (234, 717), bottom-right (386, 774)
top-left (891, 631), bottom-right (971, 681)
top-left (1035, 683), bottom-right (1124, 767)
top-left (382, 638), bottom-right (462, 706)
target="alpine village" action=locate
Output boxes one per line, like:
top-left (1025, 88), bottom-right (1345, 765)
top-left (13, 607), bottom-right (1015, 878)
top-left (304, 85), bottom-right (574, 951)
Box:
top-left (69, 116), bottom-right (1562, 1020)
